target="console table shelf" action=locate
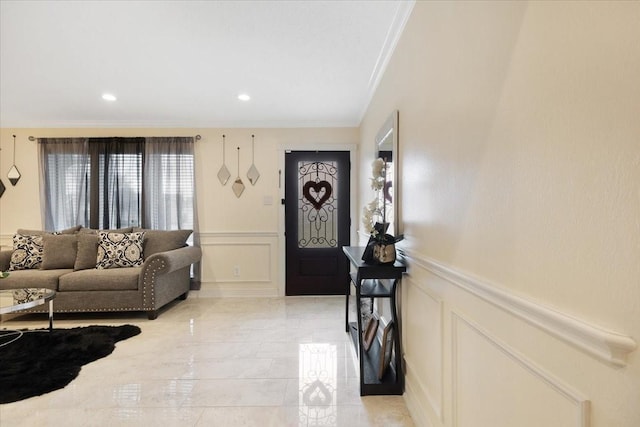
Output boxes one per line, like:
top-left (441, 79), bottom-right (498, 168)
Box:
top-left (351, 275), bottom-right (395, 297)
top-left (347, 321), bottom-right (399, 393)
top-left (342, 246), bottom-right (406, 396)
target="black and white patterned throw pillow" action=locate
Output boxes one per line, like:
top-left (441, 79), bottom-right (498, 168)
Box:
top-left (9, 234), bottom-right (44, 270)
top-left (96, 231), bottom-right (145, 269)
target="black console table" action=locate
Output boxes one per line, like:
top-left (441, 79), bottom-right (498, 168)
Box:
top-left (342, 246), bottom-right (407, 396)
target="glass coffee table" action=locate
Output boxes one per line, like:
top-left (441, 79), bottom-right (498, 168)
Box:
top-left (0, 288), bottom-right (56, 346)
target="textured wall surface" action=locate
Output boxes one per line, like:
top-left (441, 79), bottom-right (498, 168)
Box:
top-left (359, 1), bottom-right (639, 426)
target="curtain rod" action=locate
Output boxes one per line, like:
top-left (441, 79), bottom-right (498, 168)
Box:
top-left (28, 135), bottom-right (202, 141)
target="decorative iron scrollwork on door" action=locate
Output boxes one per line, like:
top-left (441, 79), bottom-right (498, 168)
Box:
top-left (297, 161), bottom-right (338, 248)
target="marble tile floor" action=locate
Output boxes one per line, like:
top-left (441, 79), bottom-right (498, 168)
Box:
top-left (0, 295), bottom-right (415, 427)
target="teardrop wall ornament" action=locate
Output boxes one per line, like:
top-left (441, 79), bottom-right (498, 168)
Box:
top-left (232, 147), bottom-right (245, 198)
top-left (217, 135), bottom-right (231, 185)
top-left (8, 134), bottom-right (21, 186)
top-left (247, 134), bottom-right (260, 185)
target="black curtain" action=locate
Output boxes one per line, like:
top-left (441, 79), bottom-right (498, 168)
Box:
top-left (88, 138), bottom-right (145, 229)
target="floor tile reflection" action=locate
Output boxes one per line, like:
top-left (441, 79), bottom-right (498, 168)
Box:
top-left (0, 296), bottom-right (414, 426)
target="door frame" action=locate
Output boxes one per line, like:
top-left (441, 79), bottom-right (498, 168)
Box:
top-left (277, 143), bottom-right (358, 296)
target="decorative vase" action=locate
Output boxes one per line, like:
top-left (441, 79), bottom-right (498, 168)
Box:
top-left (361, 223), bottom-right (401, 265)
top-left (372, 242), bottom-right (396, 264)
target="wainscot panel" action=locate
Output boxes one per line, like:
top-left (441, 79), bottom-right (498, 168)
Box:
top-left (199, 231), bottom-right (279, 297)
top-left (398, 249), bottom-right (615, 427)
top-left (452, 313), bottom-right (590, 427)
top-left (403, 274), bottom-right (444, 422)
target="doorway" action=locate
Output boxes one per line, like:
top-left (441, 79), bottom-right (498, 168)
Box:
top-left (284, 151), bottom-right (351, 295)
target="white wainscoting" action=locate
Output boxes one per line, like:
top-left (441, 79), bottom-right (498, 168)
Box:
top-left (198, 231), bottom-right (280, 297)
top-left (397, 248), bottom-right (640, 427)
top-left (452, 313), bottom-right (590, 427)
top-left (402, 249), bottom-right (636, 367)
top-left (403, 275), bottom-right (444, 423)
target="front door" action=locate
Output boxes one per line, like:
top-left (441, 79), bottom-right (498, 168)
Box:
top-left (285, 151), bottom-right (350, 295)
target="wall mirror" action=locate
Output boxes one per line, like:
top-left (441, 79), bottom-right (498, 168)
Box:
top-left (375, 110), bottom-right (400, 237)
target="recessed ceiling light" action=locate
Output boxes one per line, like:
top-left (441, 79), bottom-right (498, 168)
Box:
top-left (102, 93), bottom-right (117, 101)
top-left (237, 93), bottom-right (251, 101)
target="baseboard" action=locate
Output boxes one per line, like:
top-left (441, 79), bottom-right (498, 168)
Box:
top-left (195, 281), bottom-right (280, 298)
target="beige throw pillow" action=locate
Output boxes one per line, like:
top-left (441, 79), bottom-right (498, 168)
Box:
top-left (74, 234), bottom-right (100, 270)
top-left (41, 234), bottom-right (78, 269)
top-left (133, 228), bottom-right (192, 258)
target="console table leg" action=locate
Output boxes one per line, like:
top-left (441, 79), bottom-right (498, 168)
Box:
top-left (345, 292), bottom-right (350, 332)
top-left (389, 280), bottom-right (402, 383)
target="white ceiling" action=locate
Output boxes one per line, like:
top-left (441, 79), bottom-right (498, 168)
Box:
top-left (0, 1), bottom-right (413, 128)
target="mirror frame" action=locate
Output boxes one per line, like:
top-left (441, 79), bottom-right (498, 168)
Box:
top-left (374, 110), bottom-right (400, 237)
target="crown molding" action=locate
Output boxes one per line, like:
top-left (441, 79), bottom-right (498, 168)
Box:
top-left (358, 0), bottom-right (415, 123)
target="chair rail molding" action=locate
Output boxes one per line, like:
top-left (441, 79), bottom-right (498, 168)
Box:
top-left (452, 313), bottom-right (591, 427)
top-left (198, 231), bottom-right (278, 239)
top-left (402, 249), bottom-right (637, 367)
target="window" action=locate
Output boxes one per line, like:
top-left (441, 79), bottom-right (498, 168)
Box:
top-left (39, 137), bottom-right (195, 232)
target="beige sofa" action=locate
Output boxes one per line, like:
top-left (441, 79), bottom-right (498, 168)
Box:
top-left (0, 227), bottom-right (201, 320)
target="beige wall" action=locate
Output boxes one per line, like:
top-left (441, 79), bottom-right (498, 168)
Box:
top-left (0, 126), bottom-right (358, 295)
top-left (359, 1), bottom-right (639, 426)
top-left (2, 1), bottom-right (639, 424)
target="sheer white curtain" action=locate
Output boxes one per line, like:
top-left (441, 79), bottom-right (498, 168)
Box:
top-left (38, 138), bottom-right (90, 230)
top-left (143, 137), bottom-right (195, 230)
top-left (144, 137), bottom-right (200, 284)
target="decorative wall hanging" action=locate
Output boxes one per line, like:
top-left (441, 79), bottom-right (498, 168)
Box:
top-left (303, 179), bottom-right (332, 210)
top-left (7, 134), bottom-right (21, 186)
top-left (232, 147), bottom-right (245, 198)
top-left (217, 134), bottom-right (231, 185)
top-left (247, 134), bottom-right (260, 185)
top-left (297, 160), bottom-right (338, 248)
top-left (0, 179), bottom-right (5, 198)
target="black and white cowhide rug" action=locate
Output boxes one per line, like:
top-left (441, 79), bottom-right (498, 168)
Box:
top-left (0, 325), bottom-right (141, 404)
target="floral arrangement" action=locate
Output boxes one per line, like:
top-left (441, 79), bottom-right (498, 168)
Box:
top-left (362, 157), bottom-right (397, 244)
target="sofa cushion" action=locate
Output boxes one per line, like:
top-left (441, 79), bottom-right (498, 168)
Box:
top-left (133, 228), bottom-right (192, 258)
top-left (96, 231), bottom-right (145, 269)
top-left (9, 234), bottom-right (44, 271)
top-left (58, 267), bottom-right (140, 291)
top-left (41, 234), bottom-right (78, 270)
top-left (17, 225), bottom-right (81, 235)
top-left (0, 268), bottom-right (69, 291)
top-left (79, 227), bottom-right (133, 234)
top-left (74, 233), bottom-right (99, 271)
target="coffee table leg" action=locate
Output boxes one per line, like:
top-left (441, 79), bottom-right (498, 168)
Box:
top-left (48, 300), bottom-right (54, 331)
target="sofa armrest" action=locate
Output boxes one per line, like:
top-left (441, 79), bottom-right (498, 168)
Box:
top-left (139, 246), bottom-right (202, 314)
top-left (0, 250), bottom-right (13, 271)
top-left (140, 245), bottom-right (202, 288)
